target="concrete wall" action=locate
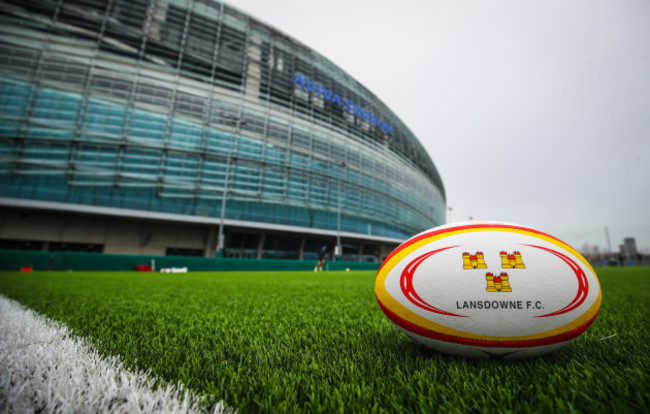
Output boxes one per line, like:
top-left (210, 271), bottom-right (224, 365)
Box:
top-left (0, 207), bottom-right (391, 261)
top-left (0, 209), bottom-right (211, 257)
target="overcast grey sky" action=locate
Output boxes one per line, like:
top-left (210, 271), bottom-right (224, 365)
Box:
top-left (228, 0), bottom-right (650, 253)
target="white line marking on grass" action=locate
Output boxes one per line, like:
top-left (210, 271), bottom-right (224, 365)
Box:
top-left (0, 295), bottom-right (235, 414)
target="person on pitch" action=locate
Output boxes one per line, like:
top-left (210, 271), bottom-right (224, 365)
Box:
top-left (315, 246), bottom-right (327, 271)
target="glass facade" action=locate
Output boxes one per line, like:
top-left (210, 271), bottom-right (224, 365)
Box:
top-left (0, 0), bottom-right (445, 242)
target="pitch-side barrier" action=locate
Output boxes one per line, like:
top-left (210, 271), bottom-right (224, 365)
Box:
top-left (0, 250), bottom-right (380, 272)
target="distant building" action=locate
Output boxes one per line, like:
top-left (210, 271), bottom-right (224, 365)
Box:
top-left (620, 238), bottom-right (638, 257)
top-left (0, 0), bottom-right (445, 261)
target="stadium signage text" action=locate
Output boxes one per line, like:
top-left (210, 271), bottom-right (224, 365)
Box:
top-left (293, 74), bottom-right (393, 135)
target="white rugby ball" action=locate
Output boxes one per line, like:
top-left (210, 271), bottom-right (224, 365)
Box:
top-left (375, 221), bottom-right (601, 359)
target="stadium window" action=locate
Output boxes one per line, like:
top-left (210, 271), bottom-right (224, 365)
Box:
top-left (303, 239), bottom-right (332, 261)
top-left (241, 111), bottom-right (266, 136)
top-left (48, 242), bottom-right (104, 253)
top-left (0, 46), bottom-right (39, 81)
top-left (331, 144), bottom-right (346, 164)
top-left (211, 100), bottom-right (240, 127)
top-left (89, 71), bottom-right (132, 101)
top-left (64, 0), bottom-right (107, 13)
top-left (214, 25), bottom-right (245, 89)
top-left (224, 232), bottom-right (259, 258)
top-left (267, 120), bottom-right (289, 142)
top-left (312, 138), bottom-right (330, 158)
top-left (264, 145), bottom-right (287, 165)
top-left (204, 130), bottom-right (232, 156)
top-left (169, 120), bottom-right (202, 150)
top-left (142, 41), bottom-right (180, 68)
top-left (121, 148), bottom-right (160, 180)
top-left (112, 0), bottom-right (148, 29)
top-left (4, 0), bottom-right (57, 17)
top-left (161, 5), bottom-right (187, 51)
top-left (184, 11), bottom-right (218, 63)
top-left (291, 128), bottom-right (311, 151)
top-left (174, 91), bottom-right (206, 119)
top-left (135, 83), bottom-right (173, 110)
top-left (0, 239), bottom-right (46, 251)
top-left (262, 235), bottom-right (300, 260)
top-left (236, 139), bottom-right (262, 161)
top-left (165, 247), bottom-right (203, 257)
top-left (261, 45), bottom-right (293, 108)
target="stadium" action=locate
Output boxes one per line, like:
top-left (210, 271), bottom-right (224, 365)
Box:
top-left (0, 1), bottom-right (648, 413)
top-left (0, 0), bottom-right (445, 264)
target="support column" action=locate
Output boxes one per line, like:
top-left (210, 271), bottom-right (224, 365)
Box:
top-left (298, 237), bottom-right (307, 261)
top-left (204, 226), bottom-right (216, 258)
top-left (256, 233), bottom-right (266, 259)
top-left (139, 222), bottom-right (151, 247)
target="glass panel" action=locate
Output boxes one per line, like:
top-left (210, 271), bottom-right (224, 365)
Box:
top-left (169, 119), bottom-right (201, 150)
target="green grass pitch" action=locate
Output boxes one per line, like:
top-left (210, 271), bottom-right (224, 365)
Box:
top-left (0, 266), bottom-right (648, 413)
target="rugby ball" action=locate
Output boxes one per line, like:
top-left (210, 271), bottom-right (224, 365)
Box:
top-left (375, 221), bottom-right (601, 359)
